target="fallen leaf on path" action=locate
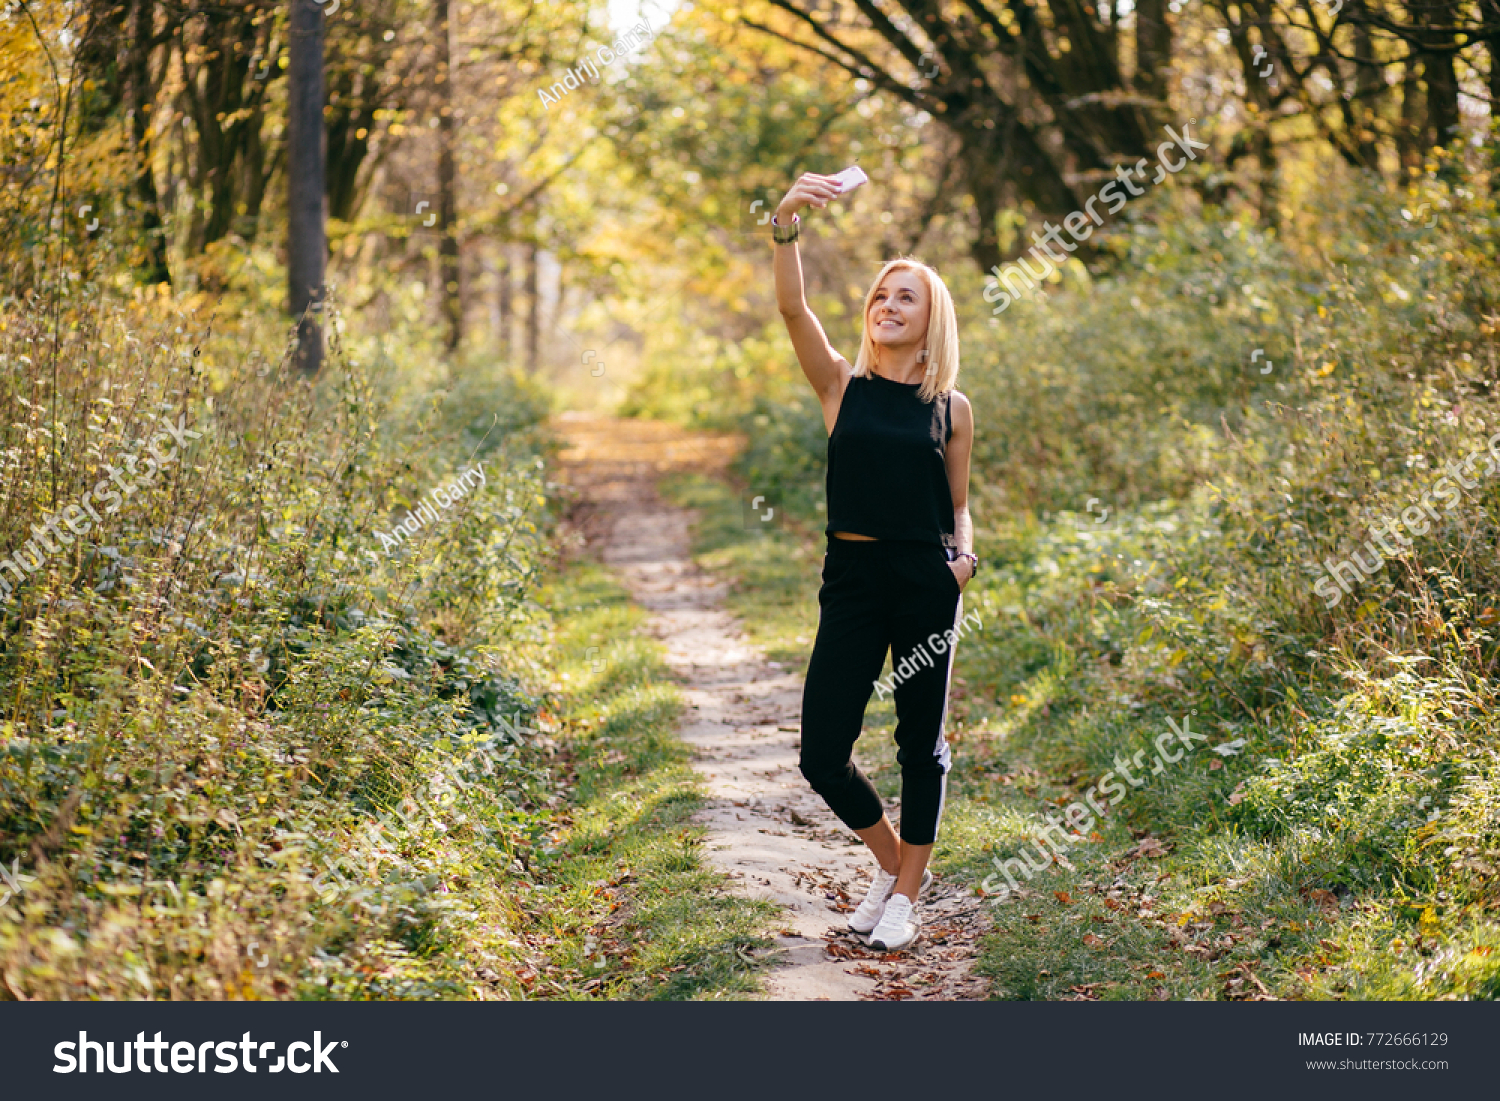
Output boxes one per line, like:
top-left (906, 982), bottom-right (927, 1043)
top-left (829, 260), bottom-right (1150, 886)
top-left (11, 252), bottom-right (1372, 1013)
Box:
top-left (1054, 890), bottom-right (1073, 905)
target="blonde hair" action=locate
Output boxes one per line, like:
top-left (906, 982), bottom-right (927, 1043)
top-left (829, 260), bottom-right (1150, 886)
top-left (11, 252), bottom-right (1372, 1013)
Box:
top-left (852, 257), bottom-right (960, 403)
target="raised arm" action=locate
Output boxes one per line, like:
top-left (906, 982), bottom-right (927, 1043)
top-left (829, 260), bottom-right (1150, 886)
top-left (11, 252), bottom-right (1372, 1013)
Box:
top-left (774, 174), bottom-right (852, 426)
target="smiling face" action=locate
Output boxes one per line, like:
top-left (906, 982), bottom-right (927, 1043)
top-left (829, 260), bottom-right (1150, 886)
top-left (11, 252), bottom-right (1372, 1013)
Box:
top-left (867, 268), bottom-right (931, 350)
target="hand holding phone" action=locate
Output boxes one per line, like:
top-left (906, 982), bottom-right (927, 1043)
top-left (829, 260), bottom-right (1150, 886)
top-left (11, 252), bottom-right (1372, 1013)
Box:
top-left (829, 165), bottom-right (869, 195)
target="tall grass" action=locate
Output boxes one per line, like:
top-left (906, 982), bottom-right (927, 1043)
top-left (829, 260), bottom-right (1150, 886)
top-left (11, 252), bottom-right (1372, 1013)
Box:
top-left (0, 274), bottom-right (559, 999)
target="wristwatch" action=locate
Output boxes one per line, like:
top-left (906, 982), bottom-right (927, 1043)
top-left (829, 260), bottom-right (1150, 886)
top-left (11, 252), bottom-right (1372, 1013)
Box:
top-left (956, 552), bottom-right (978, 577)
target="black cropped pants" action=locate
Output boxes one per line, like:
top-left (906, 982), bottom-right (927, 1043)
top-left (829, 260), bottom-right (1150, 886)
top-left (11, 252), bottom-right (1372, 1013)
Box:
top-left (798, 538), bottom-right (965, 846)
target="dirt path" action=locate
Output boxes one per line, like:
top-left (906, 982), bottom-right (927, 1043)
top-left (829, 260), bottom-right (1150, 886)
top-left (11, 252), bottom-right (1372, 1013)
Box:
top-left (553, 411), bottom-right (989, 1001)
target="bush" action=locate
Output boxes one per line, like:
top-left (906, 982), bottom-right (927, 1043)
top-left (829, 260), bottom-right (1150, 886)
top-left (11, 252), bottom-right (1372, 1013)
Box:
top-left (0, 277), bottom-right (557, 998)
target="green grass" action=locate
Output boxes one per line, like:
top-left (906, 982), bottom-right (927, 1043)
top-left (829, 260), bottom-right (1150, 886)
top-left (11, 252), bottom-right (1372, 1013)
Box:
top-left (657, 468), bottom-right (1500, 1001)
top-left (516, 559), bottom-right (778, 1000)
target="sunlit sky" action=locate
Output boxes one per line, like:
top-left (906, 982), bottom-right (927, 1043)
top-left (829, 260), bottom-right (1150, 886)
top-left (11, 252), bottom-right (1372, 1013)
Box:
top-left (606, 0), bottom-right (679, 36)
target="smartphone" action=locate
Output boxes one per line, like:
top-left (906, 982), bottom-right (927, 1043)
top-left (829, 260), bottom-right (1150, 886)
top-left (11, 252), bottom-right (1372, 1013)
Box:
top-left (830, 165), bottom-right (869, 195)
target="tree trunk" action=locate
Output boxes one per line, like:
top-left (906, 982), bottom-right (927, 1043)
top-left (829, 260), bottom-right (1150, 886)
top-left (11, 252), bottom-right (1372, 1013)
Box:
top-left (239, 104), bottom-right (269, 241)
top-left (1420, 0), bottom-right (1461, 151)
top-left (525, 243), bottom-right (539, 373)
top-left (1349, 3), bottom-right (1386, 170)
top-left (1133, 0), bottom-right (1173, 105)
top-left (1484, 0), bottom-right (1500, 181)
top-left (955, 105), bottom-right (1082, 274)
top-left (960, 142), bottom-right (1006, 275)
top-left (1254, 123), bottom-right (1278, 228)
top-left (497, 244), bottom-right (513, 362)
top-left (287, 0), bottom-right (326, 375)
top-left (128, 0), bottom-right (169, 284)
top-left (436, 0), bottom-right (461, 353)
top-left (1396, 55), bottom-right (1424, 176)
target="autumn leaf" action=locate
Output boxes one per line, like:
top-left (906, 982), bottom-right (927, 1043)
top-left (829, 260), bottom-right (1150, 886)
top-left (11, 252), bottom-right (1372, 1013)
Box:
top-left (1303, 888), bottom-right (1339, 914)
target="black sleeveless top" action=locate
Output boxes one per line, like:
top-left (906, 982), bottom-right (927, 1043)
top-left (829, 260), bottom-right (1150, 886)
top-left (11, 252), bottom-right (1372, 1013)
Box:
top-left (825, 373), bottom-right (956, 547)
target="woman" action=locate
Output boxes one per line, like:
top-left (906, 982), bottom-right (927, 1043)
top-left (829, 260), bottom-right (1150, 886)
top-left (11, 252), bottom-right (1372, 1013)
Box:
top-left (772, 172), bottom-right (976, 952)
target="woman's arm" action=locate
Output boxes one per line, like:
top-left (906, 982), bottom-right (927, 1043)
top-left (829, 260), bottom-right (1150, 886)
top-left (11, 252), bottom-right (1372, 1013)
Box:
top-left (946, 392), bottom-right (976, 587)
top-left (774, 174), bottom-right (850, 426)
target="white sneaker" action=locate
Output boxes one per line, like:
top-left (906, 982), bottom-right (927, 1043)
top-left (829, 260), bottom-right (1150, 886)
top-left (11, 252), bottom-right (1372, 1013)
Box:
top-left (869, 893), bottom-right (921, 951)
top-left (847, 867), bottom-right (933, 935)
